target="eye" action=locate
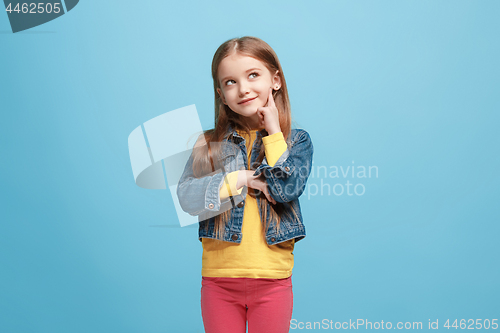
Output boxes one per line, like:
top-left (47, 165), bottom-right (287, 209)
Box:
top-left (249, 72), bottom-right (259, 79)
top-left (225, 79), bottom-right (235, 86)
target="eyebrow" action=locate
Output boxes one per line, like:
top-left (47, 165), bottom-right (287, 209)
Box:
top-left (220, 68), bottom-right (262, 84)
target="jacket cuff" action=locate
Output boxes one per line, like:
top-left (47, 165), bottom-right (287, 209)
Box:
top-left (205, 172), bottom-right (225, 211)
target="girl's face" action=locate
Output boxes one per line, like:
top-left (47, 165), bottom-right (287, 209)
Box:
top-left (217, 53), bottom-right (281, 128)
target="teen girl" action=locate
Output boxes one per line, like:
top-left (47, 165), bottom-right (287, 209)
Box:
top-left (177, 36), bottom-right (314, 333)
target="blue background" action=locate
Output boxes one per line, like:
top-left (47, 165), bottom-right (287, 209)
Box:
top-left (1, 0), bottom-right (499, 332)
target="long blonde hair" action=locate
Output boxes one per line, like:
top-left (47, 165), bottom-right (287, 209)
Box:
top-left (193, 36), bottom-right (300, 241)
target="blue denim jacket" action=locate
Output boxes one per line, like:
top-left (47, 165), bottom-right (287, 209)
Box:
top-left (176, 124), bottom-right (314, 246)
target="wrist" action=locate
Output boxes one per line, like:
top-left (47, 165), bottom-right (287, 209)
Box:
top-left (267, 127), bottom-right (281, 136)
top-left (236, 170), bottom-right (249, 189)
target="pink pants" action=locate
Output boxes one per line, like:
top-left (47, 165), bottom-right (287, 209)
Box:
top-left (201, 275), bottom-right (293, 333)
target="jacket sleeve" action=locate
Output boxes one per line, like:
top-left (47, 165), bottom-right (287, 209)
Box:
top-left (176, 138), bottom-right (238, 216)
top-left (253, 130), bottom-right (313, 203)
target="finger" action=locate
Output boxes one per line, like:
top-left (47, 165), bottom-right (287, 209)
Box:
top-left (257, 107), bottom-right (266, 118)
top-left (259, 107), bottom-right (267, 118)
top-left (268, 193), bottom-right (276, 205)
top-left (264, 187), bottom-right (276, 205)
top-left (257, 112), bottom-right (264, 124)
top-left (267, 87), bottom-right (276, 108)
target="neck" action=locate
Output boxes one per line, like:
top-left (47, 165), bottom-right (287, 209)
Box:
top-left (243, 113), bottom-right (264, 131)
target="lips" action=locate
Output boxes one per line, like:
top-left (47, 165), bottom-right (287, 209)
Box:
top-left (238, 97), bottom-right (257, 104)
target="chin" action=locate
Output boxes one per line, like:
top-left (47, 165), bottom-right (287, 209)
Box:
top-left (233, 108), bottom-right (256, 117)
top-left (243, 111), bottom-right (259, 118)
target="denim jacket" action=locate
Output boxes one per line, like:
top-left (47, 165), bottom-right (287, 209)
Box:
top-left (176, 123), bottom-right (314, 246)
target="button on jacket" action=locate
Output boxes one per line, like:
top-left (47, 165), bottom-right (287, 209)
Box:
top-left (176, 123), bottom-right (314, 246)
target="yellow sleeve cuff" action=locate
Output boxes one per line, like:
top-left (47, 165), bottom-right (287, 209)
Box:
top-left (219, 171), bottom-right (242, 199)
top-left (262, 132), bottom-right (287, 167)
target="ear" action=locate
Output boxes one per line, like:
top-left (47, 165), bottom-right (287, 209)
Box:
top-left (217, 88), bottom-right (227, 105)
top-left (272, 70), bottom-right (281, 90)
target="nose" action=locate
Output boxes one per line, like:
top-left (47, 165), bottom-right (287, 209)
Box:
top-left (238, 81), bottom-right (250, 96)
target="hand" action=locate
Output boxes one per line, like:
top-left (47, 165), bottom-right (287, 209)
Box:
top-left (257, 87), bottom-right (281, 135)
top-left (238, 170), bottom-right (276, 205)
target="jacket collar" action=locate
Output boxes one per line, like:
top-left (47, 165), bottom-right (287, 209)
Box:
top-left (224, 122), bottom-right (267, 143)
